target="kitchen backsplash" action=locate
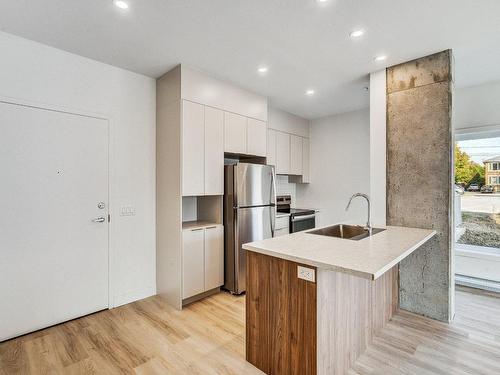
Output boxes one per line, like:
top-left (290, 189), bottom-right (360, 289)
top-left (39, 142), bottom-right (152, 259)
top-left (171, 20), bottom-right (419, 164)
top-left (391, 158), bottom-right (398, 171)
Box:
top-left (276, 175), bottom-right (297, 206)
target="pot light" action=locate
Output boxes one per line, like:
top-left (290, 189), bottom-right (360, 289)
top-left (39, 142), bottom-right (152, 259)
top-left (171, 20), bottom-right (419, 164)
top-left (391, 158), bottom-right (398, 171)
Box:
top-left (114, 0), bottom-right (129, 10)
top-left (349, 29), bottom-right (364, 38)
top-left (257, 66), bottom-right (268, 74)
top-left (374, 55), bottom-right (387, 62)
top-left (316, 0), bottom-right (329, 2)
top-left (305, 89), bottom-right (315, 96)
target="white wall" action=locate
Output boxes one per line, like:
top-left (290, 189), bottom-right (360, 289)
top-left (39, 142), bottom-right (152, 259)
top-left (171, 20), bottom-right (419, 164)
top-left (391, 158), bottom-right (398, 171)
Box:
top-left (454, 80), bottom-right (500, 140)
top-left (369, 70), bottom-right (387, 226)
top-left (455, 80), bottom-right (500, 129)
top-left (0, 32), bottom-right (156, 308)
top-left (182, 66), bottom-right (268, 121)
top-left (297, 109), bottom-right (370, 226)
top-left (268, 106), bottom-right (310, 137)
top-left (276, 175), bottom-right (297, 203)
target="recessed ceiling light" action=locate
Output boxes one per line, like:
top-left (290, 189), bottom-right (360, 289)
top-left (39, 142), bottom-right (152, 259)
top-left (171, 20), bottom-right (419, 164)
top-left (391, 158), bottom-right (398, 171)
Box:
top-left (374, 55), bottom-right (387, 62)
top-left (305, 89), bottom-right (315, 96)
top-left (114, 0), bottom-right (129, 10)
top-left (349, 29), bottom-right (364, 38)
top-left (257, 66), bottom-right (268, 74)
top-left (316, 0), bottom-right (329, 2)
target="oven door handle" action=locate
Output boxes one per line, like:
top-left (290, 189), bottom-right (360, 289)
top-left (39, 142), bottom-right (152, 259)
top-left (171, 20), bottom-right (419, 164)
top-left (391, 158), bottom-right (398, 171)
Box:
top-left (291, 214), bottom-right (316, 222)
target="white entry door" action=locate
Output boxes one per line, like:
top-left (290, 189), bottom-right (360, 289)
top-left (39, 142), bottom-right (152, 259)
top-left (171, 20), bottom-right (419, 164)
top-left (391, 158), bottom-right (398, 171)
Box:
top-left (0, 102), bottom-right (109, 341)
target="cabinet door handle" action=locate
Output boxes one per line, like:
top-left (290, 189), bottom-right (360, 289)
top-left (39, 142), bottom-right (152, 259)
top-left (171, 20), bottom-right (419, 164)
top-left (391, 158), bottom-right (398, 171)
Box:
top-left (191, 228), bottom-right (204, 232)
top-left (206, 226), bottom-right (217, 229)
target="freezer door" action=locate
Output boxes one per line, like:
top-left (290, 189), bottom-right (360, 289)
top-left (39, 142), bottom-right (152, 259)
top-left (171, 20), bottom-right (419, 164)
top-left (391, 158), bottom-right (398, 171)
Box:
top-left (235, 205), bottom-right (275, 293)
top-left (235, 163), bottom-right (276, 208)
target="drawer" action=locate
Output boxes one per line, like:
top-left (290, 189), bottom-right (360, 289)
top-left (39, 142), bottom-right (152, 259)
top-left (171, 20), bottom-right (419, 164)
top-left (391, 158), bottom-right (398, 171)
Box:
top-left (275, 216), bottom-right (290, 230)
top-left (274, 227), bottom-right (290, 237)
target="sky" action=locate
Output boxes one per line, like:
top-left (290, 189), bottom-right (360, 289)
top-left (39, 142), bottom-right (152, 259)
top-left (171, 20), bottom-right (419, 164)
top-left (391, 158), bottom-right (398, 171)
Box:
top-left (457, 137), bottom-right (500, 164)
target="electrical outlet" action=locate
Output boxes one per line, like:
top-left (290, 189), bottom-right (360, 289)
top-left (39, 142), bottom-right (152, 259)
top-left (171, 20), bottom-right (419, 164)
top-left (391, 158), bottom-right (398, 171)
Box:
top-left (297, 266), bottom-right (315, 282)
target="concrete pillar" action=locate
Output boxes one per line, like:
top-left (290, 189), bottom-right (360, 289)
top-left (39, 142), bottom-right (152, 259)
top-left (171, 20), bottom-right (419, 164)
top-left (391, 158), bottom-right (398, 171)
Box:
top-left (386, 50), bottom-right (454, 322)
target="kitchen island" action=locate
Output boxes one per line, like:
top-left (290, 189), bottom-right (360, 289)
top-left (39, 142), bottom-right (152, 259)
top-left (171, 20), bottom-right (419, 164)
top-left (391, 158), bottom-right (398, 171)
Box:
top-left (243, 225), bottom-right (436, 375)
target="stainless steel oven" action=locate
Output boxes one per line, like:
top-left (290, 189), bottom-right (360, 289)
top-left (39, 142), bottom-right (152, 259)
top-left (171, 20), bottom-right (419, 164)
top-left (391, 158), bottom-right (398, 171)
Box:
top-left (276, 195), bottom-right (316, 233)
top-left (290, 212), bottom-right (316, 233)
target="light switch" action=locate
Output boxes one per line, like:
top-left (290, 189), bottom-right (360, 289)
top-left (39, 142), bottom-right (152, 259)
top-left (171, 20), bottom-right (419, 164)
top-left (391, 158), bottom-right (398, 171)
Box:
top-left (297, 266), bottom-right (315, 282)
top-left (120, 206), bottom-right (136, 216)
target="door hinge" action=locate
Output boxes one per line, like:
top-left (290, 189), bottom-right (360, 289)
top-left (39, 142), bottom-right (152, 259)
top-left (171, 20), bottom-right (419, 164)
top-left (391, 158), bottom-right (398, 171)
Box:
top-left (108, 214), bottom-right (111, 223)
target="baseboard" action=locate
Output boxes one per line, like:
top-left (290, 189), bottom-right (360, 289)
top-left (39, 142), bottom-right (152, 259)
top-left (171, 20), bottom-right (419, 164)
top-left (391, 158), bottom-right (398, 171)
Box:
top-left (112, 286), bottom-right (156, 308)
top-left (455, 274), bottom-right (500, 293)
top-left (182, 287), bottom-right (221, 307)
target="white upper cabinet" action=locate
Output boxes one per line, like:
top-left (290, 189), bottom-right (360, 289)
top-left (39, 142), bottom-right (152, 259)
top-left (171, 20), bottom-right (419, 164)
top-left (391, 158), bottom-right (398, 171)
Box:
top-left (276, 132), bottom-right (291, 175)
top-left (272, 130), bottom-right (310, 180)
top-left (182, 101), bottom-right (205, 196)
top-left (247, 118), bottom-right (267, 157)
top-left (204, 107), bottom-right (224, 195)
top-left (204, 225), bottom-right (224, 290)
top-left (268, 106), bottom-right (310, 180)
top-left (224, 112), bottom-right (247, 154)
top-left (267, 129), bottom-right (277, 166)
top-left (302, 137), bottom-right (310, 183)
top-left (290, 135), bottom-right (303, 175)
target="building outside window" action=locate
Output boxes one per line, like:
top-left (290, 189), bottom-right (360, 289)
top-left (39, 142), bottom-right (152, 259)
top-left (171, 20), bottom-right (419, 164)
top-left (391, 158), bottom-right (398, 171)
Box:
top-left (484, 157), bottom-right (500, 191)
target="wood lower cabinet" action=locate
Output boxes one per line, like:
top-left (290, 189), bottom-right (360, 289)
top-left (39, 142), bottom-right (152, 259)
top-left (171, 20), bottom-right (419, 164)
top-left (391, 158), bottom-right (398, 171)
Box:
top-left (246, 251), bottom-right (399, 375)
top-left (182, 224), bottom-right (224, 300)
top-left (246, 251), bottom-right (317, 375)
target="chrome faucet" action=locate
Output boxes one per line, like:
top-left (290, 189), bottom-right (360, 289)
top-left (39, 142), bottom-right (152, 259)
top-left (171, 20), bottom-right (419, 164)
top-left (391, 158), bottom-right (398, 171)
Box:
top-left (345, 193), bottom-right (372, 234)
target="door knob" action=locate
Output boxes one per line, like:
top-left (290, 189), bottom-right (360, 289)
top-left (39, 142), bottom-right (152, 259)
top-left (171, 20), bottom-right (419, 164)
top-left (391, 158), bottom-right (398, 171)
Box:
top-left (92, 217), bottom-right (106, 223)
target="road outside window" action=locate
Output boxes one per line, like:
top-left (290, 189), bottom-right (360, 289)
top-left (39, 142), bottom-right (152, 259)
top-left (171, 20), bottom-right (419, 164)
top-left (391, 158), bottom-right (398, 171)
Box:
top-left (455, 139), bottom-right (500, 249)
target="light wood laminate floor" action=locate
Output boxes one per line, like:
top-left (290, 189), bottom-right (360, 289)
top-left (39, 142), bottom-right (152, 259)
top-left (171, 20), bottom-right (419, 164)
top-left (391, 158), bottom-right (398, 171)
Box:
top-left (351, 286), bottom-right (500, 375)
top-left (1, 287), bottom-right (499, 374)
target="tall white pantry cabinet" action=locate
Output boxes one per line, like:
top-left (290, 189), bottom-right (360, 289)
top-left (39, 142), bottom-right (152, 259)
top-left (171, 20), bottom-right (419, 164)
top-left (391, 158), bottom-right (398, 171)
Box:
top-left (156, 65), bottom-right (268, 309)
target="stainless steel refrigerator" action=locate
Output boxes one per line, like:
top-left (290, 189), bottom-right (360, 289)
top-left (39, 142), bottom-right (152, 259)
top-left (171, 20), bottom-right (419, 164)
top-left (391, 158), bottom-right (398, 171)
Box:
top-left (223, 163), bottom-right (276, 294)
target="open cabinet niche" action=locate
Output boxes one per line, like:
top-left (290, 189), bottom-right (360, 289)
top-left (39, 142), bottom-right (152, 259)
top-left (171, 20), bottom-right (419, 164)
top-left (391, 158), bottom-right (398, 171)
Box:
top-left (182, 195), bottom-right (223, 229)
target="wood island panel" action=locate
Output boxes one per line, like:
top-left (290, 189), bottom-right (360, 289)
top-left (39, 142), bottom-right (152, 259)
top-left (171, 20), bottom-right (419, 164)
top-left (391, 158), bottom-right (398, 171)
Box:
top-left (246, 251), bottom-right (317, 375)
top-left (317, 266), bottom-right (399, 375)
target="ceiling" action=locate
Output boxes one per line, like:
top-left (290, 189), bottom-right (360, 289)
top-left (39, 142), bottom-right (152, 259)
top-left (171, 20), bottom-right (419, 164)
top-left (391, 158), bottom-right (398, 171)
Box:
top-left (0, 0), bottom-right (499, 119)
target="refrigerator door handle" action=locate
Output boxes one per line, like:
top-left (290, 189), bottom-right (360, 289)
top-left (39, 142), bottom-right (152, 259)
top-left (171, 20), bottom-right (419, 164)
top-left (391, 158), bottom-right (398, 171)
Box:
top-left (270, 167), bottom-right (277, 206)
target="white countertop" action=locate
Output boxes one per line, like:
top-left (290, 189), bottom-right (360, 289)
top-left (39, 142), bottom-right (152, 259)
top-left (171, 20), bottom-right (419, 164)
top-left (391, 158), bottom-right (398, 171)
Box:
top-left (242, 225), bottom-right (436, 280)
top-left (182, 221), bottom-right (221, 230)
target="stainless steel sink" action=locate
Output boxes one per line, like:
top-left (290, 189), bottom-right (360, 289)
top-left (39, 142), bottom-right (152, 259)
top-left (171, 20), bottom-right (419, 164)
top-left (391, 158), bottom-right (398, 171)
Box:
top-left (307, 224), bottom-right (385, 241)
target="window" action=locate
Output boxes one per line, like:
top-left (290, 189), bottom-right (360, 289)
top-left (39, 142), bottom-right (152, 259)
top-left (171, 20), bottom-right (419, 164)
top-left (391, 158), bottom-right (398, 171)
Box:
top-left (490, 176), bottom-right (500, 185)
top-left (492, 162), bottom-right (500, 170)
